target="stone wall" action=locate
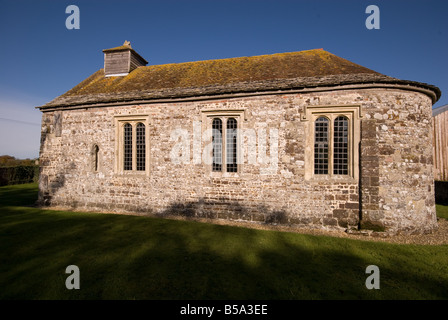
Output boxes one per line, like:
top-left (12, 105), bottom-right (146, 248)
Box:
top-left (38, 88), bottom-right (437, 234)
top-left (359, 89), bottom-right (437, 234)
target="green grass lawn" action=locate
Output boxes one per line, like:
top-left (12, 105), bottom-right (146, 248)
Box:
top-left (0, 183), bottom-right (447, 300)
top-left (437, 204), bottom-right (448, 220)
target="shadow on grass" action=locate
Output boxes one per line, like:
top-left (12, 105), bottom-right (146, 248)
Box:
top-left (1, 183), bottom-right (447, 299)
top-left (0, 183), bottom-right (39, 207)
top-left (1, 205), bottom-right (447, 299)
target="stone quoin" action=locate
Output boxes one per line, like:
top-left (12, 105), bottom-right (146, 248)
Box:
top-left (36, 41), bottom-right (442, 235)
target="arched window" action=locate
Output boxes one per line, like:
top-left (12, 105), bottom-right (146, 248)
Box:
top-left (226, 118), bottom-right (238, 172)
top-left (314, 117), bottom-right (329, 174)
top-left (93, 144), bottom-right (99, 172)
top-left (136, 123), bottom-right (146, 171)
top-left (124, 123), bottom-right (132, 171)
top-left (202, 110), bottom-right (243, 174)
top-left (115, 115), bottom-right (149, 174)
top-left (333, 116), bottom-right (349, 175)
top-left (303, 105), bottom-right (361, 180)
top-left (212, 118), bottom-right (222, 172)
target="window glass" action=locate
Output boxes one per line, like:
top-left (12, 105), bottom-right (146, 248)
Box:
top-left (136, 123), bottom-right (146, 171)
top-left (212, 118), bottom-right (222, 172)
top-left (226, 118), bottom-right (238, 172)
top-left (124, 123), bottom-right (133, 171)
top-left (333, 116), bottom-right (349, 175)
top-left (314, 117), bottom-right (329, 174)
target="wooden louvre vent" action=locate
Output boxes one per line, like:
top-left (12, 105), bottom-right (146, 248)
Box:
top-left (102, 41), bottom-right (148, 77)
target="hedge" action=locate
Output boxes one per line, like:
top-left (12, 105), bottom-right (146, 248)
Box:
top-left (0, 166), bottom-right (39, 186)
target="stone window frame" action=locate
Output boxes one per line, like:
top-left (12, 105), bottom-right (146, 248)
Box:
top-left (114, 115), bottom-right (150, 176)
top-left (301, 105), bottom-right (362, 181)
top-left (201, 109), bottom-right (247, 177)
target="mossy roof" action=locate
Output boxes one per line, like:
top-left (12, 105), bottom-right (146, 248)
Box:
top-left (102, 45), bottom-right (132, 52)
top-left (39, 49), bottom-right (441, 109)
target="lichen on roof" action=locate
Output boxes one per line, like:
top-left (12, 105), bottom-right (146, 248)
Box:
top-left (65, 49), bottom-right (378, 96)
top-left (102, 40), bottom-right (132, 52)
top-left (39, 48), bottom-right (441, 109)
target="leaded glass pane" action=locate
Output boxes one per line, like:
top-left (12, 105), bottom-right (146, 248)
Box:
top-left (124, 123), bottom-right (132, 171)
top-left (314, 117), bottom-right (329, 174)
top-left (212, 118), bottom-right (222, 172)
top-left (226, 118), bottom-right (238, 172)
top-left (333, 116), bottom-right (349, 175)
top-left (136, 123), bottom-right (146, 171)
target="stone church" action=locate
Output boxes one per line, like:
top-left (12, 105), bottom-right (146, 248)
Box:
top-left (37, 41), bottom-right (441, 235)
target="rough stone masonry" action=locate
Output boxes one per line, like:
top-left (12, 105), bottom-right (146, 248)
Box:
top-left (37, 43), bottom-right (441, 235)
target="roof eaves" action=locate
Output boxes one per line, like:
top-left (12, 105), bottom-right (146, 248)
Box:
top-left (37, 73), bottom-right (441, 110)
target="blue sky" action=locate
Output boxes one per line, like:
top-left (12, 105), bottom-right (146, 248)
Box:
top-left (0, 0), bottom-right (447, 159)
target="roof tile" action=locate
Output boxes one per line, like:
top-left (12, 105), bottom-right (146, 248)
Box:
top-left (39, 49), bottom-right (440, 109)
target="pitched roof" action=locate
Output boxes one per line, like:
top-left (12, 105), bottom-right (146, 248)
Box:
top-left (38, 48), bottom-right (441, 110)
